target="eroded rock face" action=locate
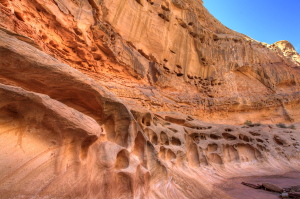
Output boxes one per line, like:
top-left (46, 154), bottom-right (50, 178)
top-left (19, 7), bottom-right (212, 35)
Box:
top-left (0, 0), bottom-right (300, 124)
top-left (271, 40), bottom-right (300, 66)
top-left (0, 0), bottom-right (300, 198)
top-left (0, 28), bottom-right (300, 199)
top-left (0, 28), bottom-right (229, 199)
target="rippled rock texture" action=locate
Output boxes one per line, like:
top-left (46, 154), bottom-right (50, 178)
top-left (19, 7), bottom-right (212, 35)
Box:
top-left (0, 0), bottom-right (300, 198)
top-left (1, 0), bottom-right (300, 124)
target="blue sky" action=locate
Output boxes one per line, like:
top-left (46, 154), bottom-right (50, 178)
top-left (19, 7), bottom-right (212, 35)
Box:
top-left (204, 0), bottom-right (300, 52)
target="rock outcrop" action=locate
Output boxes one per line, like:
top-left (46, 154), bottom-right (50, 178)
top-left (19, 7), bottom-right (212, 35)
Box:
top-left (1, 0), bottom-right (300, 124)
top-left (0, 0), bottom-right (300, 198)
top-left (271, 40), bottom-right (300, 66)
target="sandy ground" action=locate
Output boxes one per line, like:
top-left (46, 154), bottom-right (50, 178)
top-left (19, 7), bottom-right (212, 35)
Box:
top-left (215, 171), bottom-right (300, 199)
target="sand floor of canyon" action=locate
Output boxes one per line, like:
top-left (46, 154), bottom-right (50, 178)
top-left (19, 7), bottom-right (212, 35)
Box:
top-left (216, 171), bottom-right (300, 199)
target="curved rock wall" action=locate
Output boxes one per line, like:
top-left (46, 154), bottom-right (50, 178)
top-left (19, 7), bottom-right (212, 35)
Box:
top-left (0, 0), bottom-right (300, 124)
top-left (0, 28), bottom-right (300, 199)
top-left (0, 0), bottom-right (300, 198)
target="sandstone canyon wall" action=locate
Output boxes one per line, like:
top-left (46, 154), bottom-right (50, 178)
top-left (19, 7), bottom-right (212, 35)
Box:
top-left (0, 0), bottom-right (300, 198)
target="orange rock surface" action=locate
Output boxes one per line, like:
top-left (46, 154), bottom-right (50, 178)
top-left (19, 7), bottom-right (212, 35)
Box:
top-left (0, 0), bottom-right (300, 198)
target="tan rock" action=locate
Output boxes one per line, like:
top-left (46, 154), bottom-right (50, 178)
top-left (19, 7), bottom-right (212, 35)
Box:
top-left (0, 0), bottom-right (300, 198)
top-left (262, 183), bottom-right (283, 193)
top-left (1, 0), bottom-right (300, 124)
top-left (272, 40), bottom-right (300, 66)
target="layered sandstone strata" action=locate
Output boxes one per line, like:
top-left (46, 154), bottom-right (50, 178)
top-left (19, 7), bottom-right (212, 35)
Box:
top-left (0, 0), bottom-right (299, 124)
top-left (0, 24), bottom-right (300, 199)
top-left (0, 0), bottom-right (300, 198)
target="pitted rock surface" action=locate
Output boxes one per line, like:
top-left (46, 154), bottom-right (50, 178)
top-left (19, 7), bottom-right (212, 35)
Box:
top-left (0, 0), bottom-right (300, 198)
